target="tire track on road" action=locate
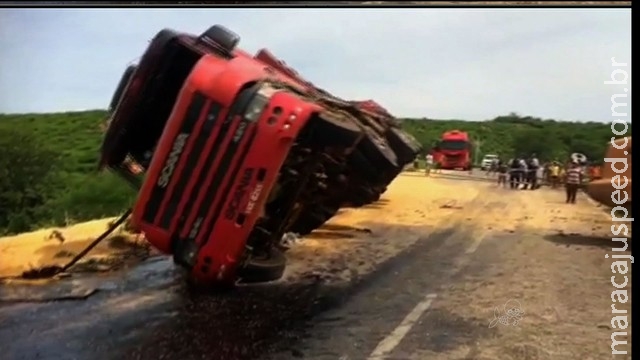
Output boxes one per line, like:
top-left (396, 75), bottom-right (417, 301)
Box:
top-left (267, 185), bottom-right (509, 360)
top-left (367, 198), bottom-right (509, 360)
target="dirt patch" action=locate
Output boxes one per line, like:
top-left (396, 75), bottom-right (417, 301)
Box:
top-left (430, 188), bottom-right (633, 359)
top-left (282, 173), bottom-right (485, 284)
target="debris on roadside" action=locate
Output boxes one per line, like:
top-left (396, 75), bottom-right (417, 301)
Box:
top-left (46, 230), bottom-right (66, 244)
top-left (440, 200), bottom-right (463, 210)
top-left (20, 265), bottom-right (64, 280)
top-left (280, 232), bottom-right (304, 249)
top-left (354, 227), bottom-right (372, 234)
top-left (53, 250), bottom-right (76, 259)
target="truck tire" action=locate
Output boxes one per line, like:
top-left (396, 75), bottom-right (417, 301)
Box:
top-left (313, 112), bottom-right (363, 147)
top-left (238, 247), bottom-right (287, 283)
top-left (108, 65), bottom-right (137, 112)
top-left (358, 127), bottom-right (398, 175)
top-left (200, 24), bottom-right (240, 52)
top-left (289, 205), bottom-right (339, 236)
top-left (100, 65), bottom-right (138, 168)
top-left (385, 127), bottom-right (422, 165)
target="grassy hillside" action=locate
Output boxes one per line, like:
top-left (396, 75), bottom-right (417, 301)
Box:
top-left (0, 111), bottom-right (136, 235)
top-left (0, 110), bottom-right (626, 235)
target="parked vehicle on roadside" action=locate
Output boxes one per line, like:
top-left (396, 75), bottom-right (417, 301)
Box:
top-left (481, 154), bottom-right (499, 171)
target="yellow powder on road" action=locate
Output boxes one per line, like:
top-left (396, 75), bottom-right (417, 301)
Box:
top-left (0, 218), bottom-right (142, 278)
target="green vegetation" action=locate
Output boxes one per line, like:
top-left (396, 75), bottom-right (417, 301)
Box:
top-left (0, 111), bottom-right (137, 235)
top-left (0, 110), bottom-right (628, 235)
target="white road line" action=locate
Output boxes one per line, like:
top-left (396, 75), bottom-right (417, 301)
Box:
top-left (465, 229), bottom-right (489, 254)
top-left (367, 294), bottom-right (437, 359)
top-left (367, 230), bottom-right (490, 359)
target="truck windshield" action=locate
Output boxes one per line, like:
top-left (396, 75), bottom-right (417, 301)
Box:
top-left (440, 140), bottom-right (468, 151)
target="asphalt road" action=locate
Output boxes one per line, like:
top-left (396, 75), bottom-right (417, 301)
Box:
top-left (0, 173), bottom-right (627, 360)
top-left (266, 194), bottom-right (510, 360)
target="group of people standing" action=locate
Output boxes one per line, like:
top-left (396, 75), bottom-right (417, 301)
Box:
top-left (487, 155), bottom-right (588, 204)
top-left (419, 152), bottom-right (591, 205)
top-left (422, 153), bottom-right (440, 176)
top-left (488, 154), bottom-right (542, 190)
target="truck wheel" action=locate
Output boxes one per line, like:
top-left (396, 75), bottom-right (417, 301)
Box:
top-left (289, 205), bottom-right (339, 236)
top-left (200, 24), bottom-right (240, 52)
top-left (238, 248), bottom-right (287, 283)
top-left (100, 64), bottom-right (142, 169)
top-left (358, 127), bottom-right (399, 175)
top-left (343, 185), bottom-right (373, 206)
top-left (385, 127), bottom-right (422, 165)
top-left (108, 65), bottom-right (137, 112)
top-left (171, 237), bottom-right (199, 269)
top-left (313, 113), bottom-right (363, 147)
top-left (347, 148), bottom-right (398, 186)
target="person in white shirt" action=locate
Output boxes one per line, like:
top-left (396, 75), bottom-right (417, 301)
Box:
top-left (518, 157), bottom-right (528, 189)
top-left (524, 153), bottom-right (540, 190)
top-left (425, 153), bottom-right (434, 176)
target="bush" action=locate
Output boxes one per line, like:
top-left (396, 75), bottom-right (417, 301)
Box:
top-left (0, 128), bottom-right (60, 234)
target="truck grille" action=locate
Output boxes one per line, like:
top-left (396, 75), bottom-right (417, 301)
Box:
top-left (143, 92), bottom-right (208, 224)
top-left (184, 87), bottom-right (259, 246)
top-left (158, 98), bottom-right (224, 229)
top-left (142, 86), bottom-right (261, 246)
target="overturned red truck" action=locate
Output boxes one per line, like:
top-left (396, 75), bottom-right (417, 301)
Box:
top-left (100, 25), bottom-right (422, 286)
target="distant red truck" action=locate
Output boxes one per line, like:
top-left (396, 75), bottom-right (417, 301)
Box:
top-left (432, 130), bottom-right (472, 170)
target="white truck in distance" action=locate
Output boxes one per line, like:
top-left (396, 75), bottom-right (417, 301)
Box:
top-left (481, 154), bottom-right (498, 170)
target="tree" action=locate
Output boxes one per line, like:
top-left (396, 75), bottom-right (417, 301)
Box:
top-left (510, 128), bottom-right (564, 161)
top-left (568, 138), bottom-right (606, 164)
top-left (0, 128), bottom-right (59, 233)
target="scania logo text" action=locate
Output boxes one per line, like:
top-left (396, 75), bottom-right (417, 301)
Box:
top-left (189, 216), bottom-right (203, 240)
top-left (157, 133), bottom-right (189, 188)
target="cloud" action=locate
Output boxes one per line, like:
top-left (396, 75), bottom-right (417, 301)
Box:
top-left (0, 7), bottom-right (631, 121)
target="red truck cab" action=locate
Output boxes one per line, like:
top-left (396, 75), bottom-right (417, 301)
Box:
top-left (434, 130), bottom-right (472, 170)
top-left (101, 24), bottom-right (420, 286)
top-left (101, 26), bottom-right (321, 284)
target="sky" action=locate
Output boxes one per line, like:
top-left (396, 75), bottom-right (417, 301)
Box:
top-left (0, 7), bottom-right (632, 121)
